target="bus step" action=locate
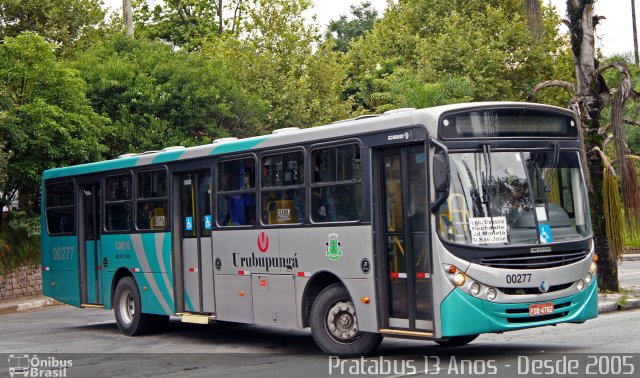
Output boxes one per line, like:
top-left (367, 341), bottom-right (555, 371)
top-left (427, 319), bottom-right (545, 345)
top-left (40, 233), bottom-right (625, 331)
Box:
top-left (178, 313), bottom-right (216, 324)
top-left (379, 328), bottom-right (434, 338)
top-left (81, 304), bottom-right (104, 308)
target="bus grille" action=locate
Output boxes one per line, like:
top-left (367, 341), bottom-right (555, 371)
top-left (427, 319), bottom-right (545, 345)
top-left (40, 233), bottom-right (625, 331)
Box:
top-left (478, 250), bottom-right (589, 269)
top-left (499, 283), bottom-right (573, 295)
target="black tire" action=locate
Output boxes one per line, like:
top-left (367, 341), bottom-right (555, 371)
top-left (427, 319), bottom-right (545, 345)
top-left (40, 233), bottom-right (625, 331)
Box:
top-left (434, 334), bottom-right (479, 347)
top-left (310, 283), bottom-right (382, 357)
top-left (113, 277), bottom-right (154, 336)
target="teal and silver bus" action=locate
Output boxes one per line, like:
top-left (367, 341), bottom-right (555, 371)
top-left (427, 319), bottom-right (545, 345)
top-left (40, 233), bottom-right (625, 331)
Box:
top-left (41, 102), bottom-right (598, 356)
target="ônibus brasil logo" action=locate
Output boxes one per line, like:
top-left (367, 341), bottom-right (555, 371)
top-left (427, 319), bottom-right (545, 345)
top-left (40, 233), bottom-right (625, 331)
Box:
top-left (257, 231), bottom-right (269, 253)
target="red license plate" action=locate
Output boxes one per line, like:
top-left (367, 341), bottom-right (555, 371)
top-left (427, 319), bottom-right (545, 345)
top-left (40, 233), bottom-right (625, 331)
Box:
top-left (529, 302), bottom-right (554, 316)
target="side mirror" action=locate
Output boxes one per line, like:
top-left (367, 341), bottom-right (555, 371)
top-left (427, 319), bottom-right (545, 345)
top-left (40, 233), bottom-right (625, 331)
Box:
top-left (429, 138), bottom-right (449, 213)
top-left (433, 154), bottom-right (447, 193)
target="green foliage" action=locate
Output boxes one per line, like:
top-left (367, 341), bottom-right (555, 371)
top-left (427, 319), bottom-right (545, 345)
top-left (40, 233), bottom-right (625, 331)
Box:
top-left (74, 34), bottom-right (267, 158)
top-left (0, 0), bottom-right (107, 57)
top-left (325, 1), bottom-right (379, 53)
top-left (345, 0), bottom-right (572, 112)
top-left (0, 211), bottom-right (40, 273)
top-left (133, 0), bottom-right (246, 50)
top-left (0, 33), bottom-right (107, 209)
top-left (204, 0), bottom-right (350, 131)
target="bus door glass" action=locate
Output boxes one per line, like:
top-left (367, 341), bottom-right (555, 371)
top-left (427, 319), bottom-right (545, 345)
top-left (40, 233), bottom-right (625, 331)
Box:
top-left (79, 183), bottom-right (102, 305)
top-left (381, 145), bottom-right (433, 330)
top-left (180, 171), bottom-right (214, 313)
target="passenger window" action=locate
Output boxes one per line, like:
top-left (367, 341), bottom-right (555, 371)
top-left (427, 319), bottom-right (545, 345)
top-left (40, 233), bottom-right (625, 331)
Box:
top-left (311, 144), bottom-right (362, 223)
top-left (45, 181), bottom-right (75, 234)
top-left (105, 173), bottom-right (133, 231)
top-left (217, 158), bottom-right (256, 226)
top-left (261, 151), bottom-right (305, 225)
top-left (136, 170), bottom-right (168, 230)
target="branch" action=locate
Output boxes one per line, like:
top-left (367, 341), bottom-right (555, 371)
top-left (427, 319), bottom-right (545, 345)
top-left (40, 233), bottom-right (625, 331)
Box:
top-left (592, 61), bottom-right (630, 87)
top-left (527, 80), bottom-right (576, 101)
top-left (625, 118), bottom-right (640, 127)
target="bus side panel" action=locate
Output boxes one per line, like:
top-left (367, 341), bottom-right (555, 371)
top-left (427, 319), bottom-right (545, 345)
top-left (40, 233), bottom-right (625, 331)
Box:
top-left (41, 235), bottom-right (80, 307)
top-left (101, 233), bottom-right (174, 315)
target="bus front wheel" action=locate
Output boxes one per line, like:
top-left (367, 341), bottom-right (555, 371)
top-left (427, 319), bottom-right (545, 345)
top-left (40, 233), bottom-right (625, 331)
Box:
top-left (310, 283), bottom-right (382, 357)
top-left (114, 277), bottom-right (158, 336)
top-left (434, 334), bottom-right (479, 347)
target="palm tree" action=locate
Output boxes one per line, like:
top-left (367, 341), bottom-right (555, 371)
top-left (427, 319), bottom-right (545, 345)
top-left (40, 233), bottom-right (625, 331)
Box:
top-left (527, 0), bottom-right (640, 291)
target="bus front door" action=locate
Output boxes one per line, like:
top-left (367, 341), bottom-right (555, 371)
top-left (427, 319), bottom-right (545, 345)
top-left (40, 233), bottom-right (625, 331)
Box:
top-left (78, 182), bottom-right (102, 305)
top-left (179, 172), bottom-right (215, 314)
top-left (378, 145), bottom-right (433, 331)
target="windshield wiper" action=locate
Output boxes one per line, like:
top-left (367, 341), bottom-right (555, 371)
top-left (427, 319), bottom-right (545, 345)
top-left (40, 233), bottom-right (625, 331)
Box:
top-left (481, 144), bottom-right (493, 219)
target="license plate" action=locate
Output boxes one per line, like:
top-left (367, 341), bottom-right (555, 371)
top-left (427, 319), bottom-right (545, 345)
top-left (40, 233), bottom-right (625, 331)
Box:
top-left (529, 302), bottom-right (554, 316)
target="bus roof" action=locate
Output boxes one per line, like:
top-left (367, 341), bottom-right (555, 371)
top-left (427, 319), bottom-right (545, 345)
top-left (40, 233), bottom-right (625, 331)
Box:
top-left (42, 101), bottom-right (573, 180)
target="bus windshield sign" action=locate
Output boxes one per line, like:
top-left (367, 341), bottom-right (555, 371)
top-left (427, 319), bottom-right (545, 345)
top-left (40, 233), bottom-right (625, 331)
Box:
top-left (439, 108), bottom-right (577, 139)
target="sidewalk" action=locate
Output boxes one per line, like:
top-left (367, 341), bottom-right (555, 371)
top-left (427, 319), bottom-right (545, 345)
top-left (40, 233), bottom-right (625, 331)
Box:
top-left (0, 295), bottom-right (61, 315)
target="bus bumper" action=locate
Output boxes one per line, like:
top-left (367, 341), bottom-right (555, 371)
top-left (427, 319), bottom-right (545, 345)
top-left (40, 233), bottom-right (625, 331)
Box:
top-left (440, 277), bottom-right (598, 337)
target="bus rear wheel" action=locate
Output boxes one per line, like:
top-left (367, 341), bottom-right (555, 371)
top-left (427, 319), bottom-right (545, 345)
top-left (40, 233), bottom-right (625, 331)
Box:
top-left (434, 334), bottom-right (479, 347)
top-left (310, 283), bottom-right (382, 357)
top-left (114, 277), bottom-right (157, 336)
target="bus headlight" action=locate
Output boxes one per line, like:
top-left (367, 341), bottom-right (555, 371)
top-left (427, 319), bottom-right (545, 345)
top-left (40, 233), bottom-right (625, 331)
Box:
top-left (585, 272), bottom-right (593, 285)
top-left (453, 273), bottom-right (466, 286)
top-left (590, 261), bottom-right (597, 274)
top-left (470, 282), bottom-right (481, 296)
top-left (576, 279), bottom-right (585, 291)
top-left (487, 288), bottom-right (497, 301)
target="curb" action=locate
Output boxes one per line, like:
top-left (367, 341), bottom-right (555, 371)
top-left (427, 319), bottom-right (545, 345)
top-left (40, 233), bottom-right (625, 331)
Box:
top-left (598, 298), bottom-right (640, 314)
top-left (0, 297), bottom-right (62, 315)
top-left (623, 254), bottom-right (640, 262)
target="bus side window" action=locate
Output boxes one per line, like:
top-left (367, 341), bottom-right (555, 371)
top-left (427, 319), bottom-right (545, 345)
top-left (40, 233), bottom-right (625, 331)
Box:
top-left (311, 144), bottom-right (361, 223)
top-left (261, 151), bottom-right (305, 225)
top-left (104, 173), bottom-right (133, 232)
top-left (217, 158), bottom-right (256, 226)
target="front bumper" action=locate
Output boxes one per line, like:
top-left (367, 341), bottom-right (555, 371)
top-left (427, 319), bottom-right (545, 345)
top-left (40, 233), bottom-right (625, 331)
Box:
top-left (440, 277), bottom-right (598, 337)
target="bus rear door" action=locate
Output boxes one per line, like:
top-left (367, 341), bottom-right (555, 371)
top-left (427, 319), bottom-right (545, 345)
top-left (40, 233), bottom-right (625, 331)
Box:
top-left (78, 181), bottom-right (103, 305)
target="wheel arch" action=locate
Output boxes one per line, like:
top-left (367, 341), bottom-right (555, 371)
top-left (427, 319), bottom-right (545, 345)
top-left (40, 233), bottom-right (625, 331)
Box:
top-left (301, 271), bottom-right (348, 328)
top-left (110, 268), bottom-right (135, 310)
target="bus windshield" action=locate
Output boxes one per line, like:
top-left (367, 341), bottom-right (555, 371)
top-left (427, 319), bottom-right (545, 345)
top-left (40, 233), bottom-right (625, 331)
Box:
top-left (437, 150), bottom-right (591, 247)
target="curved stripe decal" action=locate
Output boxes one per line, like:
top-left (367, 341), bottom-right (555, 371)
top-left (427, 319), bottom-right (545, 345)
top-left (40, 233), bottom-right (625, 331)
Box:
top-left (131, 234), bottom-right (171, 314)
top-left (155, 232), bottom-right (174, 308)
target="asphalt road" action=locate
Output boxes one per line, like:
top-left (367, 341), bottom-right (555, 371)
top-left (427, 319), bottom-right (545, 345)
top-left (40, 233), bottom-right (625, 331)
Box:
top-left (1, 305), bottom-right (639, 377)
top-left (620, 257), bottom-right (640, 290)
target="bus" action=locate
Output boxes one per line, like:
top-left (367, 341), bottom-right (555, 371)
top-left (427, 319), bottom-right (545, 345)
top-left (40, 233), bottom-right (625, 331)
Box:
top-left (41, 102), bottom-right (598, 356)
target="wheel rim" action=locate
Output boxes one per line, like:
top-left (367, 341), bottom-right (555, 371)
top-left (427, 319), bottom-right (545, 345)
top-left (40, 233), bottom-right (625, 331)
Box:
top-left (325, 300), bottom-right (359, 343)
top-left (119, 288), bottom-right (135, 325)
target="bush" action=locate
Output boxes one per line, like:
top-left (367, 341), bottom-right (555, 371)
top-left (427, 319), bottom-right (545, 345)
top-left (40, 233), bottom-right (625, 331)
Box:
top-left (0, 211), bottom-right (41, 274)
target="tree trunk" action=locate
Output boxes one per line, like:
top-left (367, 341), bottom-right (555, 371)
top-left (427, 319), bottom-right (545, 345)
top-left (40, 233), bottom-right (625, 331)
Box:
top-left (123, 0), bottom-right (134, 38)
top-left (568, 0), bottom-right (619, 291)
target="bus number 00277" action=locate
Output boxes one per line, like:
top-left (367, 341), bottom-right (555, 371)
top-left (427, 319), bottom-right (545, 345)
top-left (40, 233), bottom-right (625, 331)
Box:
top-left (505, 273), bottom-right (531, 284)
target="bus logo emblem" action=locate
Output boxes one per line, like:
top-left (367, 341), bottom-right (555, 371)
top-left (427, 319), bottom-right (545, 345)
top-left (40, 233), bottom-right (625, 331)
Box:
top-left (257, 232), bottom-right (269, 253)
top-left (325, 233), bottom-right (343, 261)
top-left (539, 280), bottom-right (550, 293)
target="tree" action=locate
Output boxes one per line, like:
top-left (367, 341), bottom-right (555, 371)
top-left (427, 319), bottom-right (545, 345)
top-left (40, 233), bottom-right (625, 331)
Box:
top-left (133, 0), bottom-right (247, 50)
top-left (0, 0), bottom-right (107, 57)
top-left (74, 34), bottom-right (267, 158)
top-left (344, 0), bottom-right (571, 112)
top-left (0, 33), bottom-right (107, 215)
top-left (325, 1), bottom-right (378, 53)
top-left (528, 0), bottom-right (640, 291)
top-left (204, 0), bottom-right (350, 132)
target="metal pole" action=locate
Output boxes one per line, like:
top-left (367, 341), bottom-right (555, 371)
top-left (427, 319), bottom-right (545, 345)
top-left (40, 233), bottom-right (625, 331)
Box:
top-left (633, 0), bottom-right (639, 65)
